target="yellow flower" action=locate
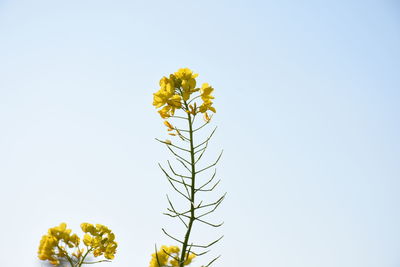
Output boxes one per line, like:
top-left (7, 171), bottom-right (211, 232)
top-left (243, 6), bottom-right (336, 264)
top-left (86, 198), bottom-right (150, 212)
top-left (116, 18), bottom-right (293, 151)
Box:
top-left (153, 74), bottom-right (182, 118)
top-left (80, 223), bottom-right (118, 260)
top-left (197, 83), bottom-right (216, 113)
top-left (83, 233), bottom-right (92, 246)
top-left (184, 253), bottom-right (196, 265)
top-left (200, 83), bottom-right (214, 101)
top-left (167, 94), bottom-right (182, 108)
top-left (174, 68), bottom-right (199, 101)
top-left (203, 112), bottom-right (211, 122)
top-left (152, 68), bottom-right (216, 118)
top-left (160, 75), bottom-right (176, 95)
top-left (72, 248), bottom-right (84, 259)
top-left (149, 245), bottom-right (195, 267)
top-left (152, 74), bottom-right (182, 118)
top-left (164, 120), bottom-right (174, 131)
top-left (174, 68), bottom-right (198, 80)
top-left (81, 222), bottom-right (96, 235)
top-left (199, 99), bottom-right (216, 113)
top-left (153, 89), bottom-right (182, 109)
top-left (37, 223), bottom-right (80, 266)
top-left (158, 105), bottom-right (175, 118)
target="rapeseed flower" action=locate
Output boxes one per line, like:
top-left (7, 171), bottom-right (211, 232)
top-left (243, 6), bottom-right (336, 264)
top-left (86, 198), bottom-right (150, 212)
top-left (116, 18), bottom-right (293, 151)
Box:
top-left (199, 83), bottom-right (216, 113)
top-left (152, 68), bottom-right (216, 121)
top-left (37, 223), bottom-right (80, 266)
top-left (81, 223), bottom-right (118, 260)
top-left (38, 222), bottom-right (117, 266)
top-left (174, 68), bottom-right (199, 101)
top-left (149, 245), bottom-right (195, 267)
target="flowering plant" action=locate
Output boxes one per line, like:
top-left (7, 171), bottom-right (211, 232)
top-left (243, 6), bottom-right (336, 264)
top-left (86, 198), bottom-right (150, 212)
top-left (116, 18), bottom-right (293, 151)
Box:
top-left (36, 68), bottom-right (224, 267)
top-left (151, 68), bottom-right (225, 267)
top-left (38, 222), bottom-right (117, 266)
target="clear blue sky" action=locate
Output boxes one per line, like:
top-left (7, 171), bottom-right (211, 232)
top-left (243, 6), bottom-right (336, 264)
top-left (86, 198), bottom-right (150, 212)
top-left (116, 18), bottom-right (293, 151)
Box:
top-left (0, 1), bottom-right (399, 267)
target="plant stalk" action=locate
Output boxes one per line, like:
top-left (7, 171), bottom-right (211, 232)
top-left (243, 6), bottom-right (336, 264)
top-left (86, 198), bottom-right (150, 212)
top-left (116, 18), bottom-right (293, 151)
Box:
top-left (179, 101), bottom-right (196, 267)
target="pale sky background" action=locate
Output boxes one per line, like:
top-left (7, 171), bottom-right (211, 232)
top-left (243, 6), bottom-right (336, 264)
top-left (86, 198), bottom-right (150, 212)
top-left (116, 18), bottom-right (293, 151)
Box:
top-left (0, 1), bottom-right (399, 267)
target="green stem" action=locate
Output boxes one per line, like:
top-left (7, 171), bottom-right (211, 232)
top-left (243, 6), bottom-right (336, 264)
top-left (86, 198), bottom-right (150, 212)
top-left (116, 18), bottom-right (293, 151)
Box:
top-left (56, 245), bottom-right (75, 267)
top-left (179, 101), bottom-right (196, 267)
top-left (78, 247), bottom-right (93, 267)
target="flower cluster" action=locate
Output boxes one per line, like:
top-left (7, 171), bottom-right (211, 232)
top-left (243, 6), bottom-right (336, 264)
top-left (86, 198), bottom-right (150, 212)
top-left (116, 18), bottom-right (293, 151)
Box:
top-left (81, 223), bottom-right (118, 260)
top-left (199, 83), bottom-right (216, 113)
top-left (38, 223), bottom-right (80, 265)
top-left (153, 68), bottom-right (216, 119)
top-left (38, 222), bottom-right (117, 266)
top-left (149, 245), bottom-right (196, 267)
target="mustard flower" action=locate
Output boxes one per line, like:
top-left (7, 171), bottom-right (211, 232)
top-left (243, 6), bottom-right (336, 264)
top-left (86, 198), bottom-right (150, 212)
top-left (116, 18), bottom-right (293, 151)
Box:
top-left (153, 74), bottom-right (183, 118)
top-left (174, 68), bottom-right (199, 101)
top-left (149, 245), bottom-right (195, 267)
top-left (38, 222), bottom-right (117, 266)
top-left (37, 223), bottom-right (80, 266)
top-left (80, 223), bottom-right (118, 260)
top-left (199, 83), bottom-right (216, 113)
top-left (152, 68), bottom-right (215, 119)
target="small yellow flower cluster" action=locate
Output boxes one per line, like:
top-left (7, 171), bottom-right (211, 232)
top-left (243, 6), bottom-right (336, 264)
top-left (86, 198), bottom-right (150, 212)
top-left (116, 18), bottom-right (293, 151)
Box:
top-left (199, 83), bottom-right (216, 113)
top-left (149, 245), bottom-right (196, 267)
top-left (81, 223), bottom-right (118, 260)
top-left (153, 68), bottom-right (216, 119)
top-left (38, 223), bottom-right (80, 265)
top-left (38, 222), bottom-right (117, 266)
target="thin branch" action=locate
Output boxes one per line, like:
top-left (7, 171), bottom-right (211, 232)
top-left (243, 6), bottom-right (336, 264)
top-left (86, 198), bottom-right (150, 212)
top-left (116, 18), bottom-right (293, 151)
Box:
top-left (196, 150), bottom-right (223, 174)
top-left (159, 164), bottom-right (190, 200)
top-left (176, 129), bottom-right (190, 141)
top-left (165, 206), bottom-right (192, 218)
top-left (163, 163), bottom-right (191, 196)
top-left (196, 179), bottom-right (220, 192)
top-left (174, 127), bottom-right (190, 133)
top-left (165, 195), bottom-right (188, 228)
top-left (195, 217), bottom-right (224, 228)
top-left (162, 247), bottom-right (180, 262)
top-left (205, 255), bottom-right (221, 267)
top-left (196, 193), bottom-right (226, 210)
top-left (191, 112), bottom-right (197, 125)
top-left (166, 193), bottom-right (225, 219)
top-left (166, 145), bottom-right (191, 165)
top-left (159, 163), bottom-right (187, 186)
top-left (162, 228), bottom-right (184, 244)
top-left (187, 95), bottom-right (201, 105)
top-left (56, 245), bottom-right (74, 267)
top-left (166, 175), bottom-right (191, 201)
top-left (185, 243), bottom-right (194, 262)
top-left (194, 142), bottom-right (208, 155)
top-left (178, 133), bottom-right (190, 142)
top-left (164, 212), bottom-right (189, 228)
top-left (189, 235), bottom-right (224, 248)
top-left (166, 161), bottom-right (192, 197)
top-left (195, 169), bottom-right (217, 192)
top-left (156, 138), bottom-right (190, 152)
top-left (194, 141), bottom-right (209, 165)
top-left (180, 175), bottom-right (191, 197)
top-left (197, 195), bottom-right (224, 219)
top-left (167, 161), bottom-right (191, 179)
top-left (193, 121), bottom-right (210, 132)
top-left (81, 260), bottom-right (111, 264)
top-left (171, 115), bottom-right (188, 120)
top-left (155, 244), bottom-right (161, 267)
top-left (194, 127), bottom-right (217, 149)
top-left (190, 249), bottom-right (210, 257)
top-left (176, 158), bottom-right (192, 173)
